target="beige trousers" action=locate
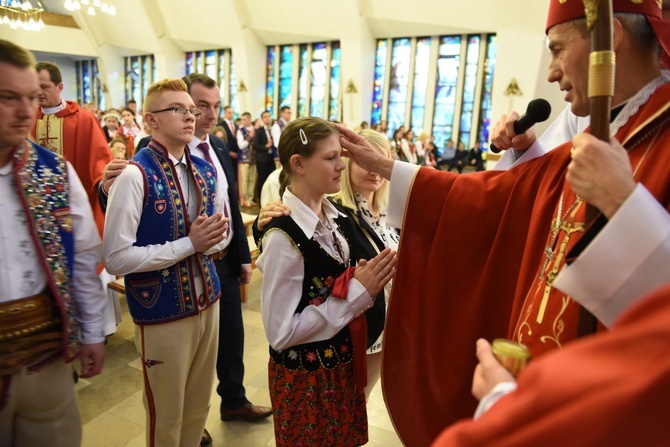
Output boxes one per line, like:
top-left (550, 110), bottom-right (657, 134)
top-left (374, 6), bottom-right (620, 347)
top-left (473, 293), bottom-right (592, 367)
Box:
top-left (238, 162), bottom-right (256, 204)
top-left (0, 357), bottom-right (82, 447)
top-left (134, 299), bottom-right (220, 447)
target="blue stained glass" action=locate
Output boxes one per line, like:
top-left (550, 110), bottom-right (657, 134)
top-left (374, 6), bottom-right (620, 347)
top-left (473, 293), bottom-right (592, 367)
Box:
top-left (328, 42), bottom-right (341, 122)
top-left (205, 50), bottom-right (217, 80)
top-left (410, 37), bottom-right (431, 134)
top-left (310, 43), bottom-right (327, 118)
top-left (457, 35), bottom-right (480, 148)
top-left (477, 35), bottom-right (498, 145)
top-left (432, 36), bottom-right (461, 150)
top-left (387, 38), bottom-right (411, 136)
top-left (186, 53), bottom-right (194, 74)
top-left (279, 45), bottom-right (293, 109)
top-left (298, 44), bottom-right (309, 117)
top-left (82, 62), bottom-right (91, 103)
top-left (218, 51), bottom-right (227, 105)
top-left (266, 47), bottom-right (276, 116)
top-left (371, 39), bottom-right (387, 126)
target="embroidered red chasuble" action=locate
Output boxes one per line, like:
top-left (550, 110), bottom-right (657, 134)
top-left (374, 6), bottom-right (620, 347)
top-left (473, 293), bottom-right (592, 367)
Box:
top-left (32, 100), bottom-right (112, 237)
top-left (382, 82), bottom-right (670, 446)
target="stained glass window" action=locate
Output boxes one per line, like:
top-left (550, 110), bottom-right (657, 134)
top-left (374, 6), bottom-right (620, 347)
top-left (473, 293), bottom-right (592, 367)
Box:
top-left (328, 41), bottom-right (341, 121)
top-left (387, 38), bottom-right (411, 136)
top-left (432, 36), bottom-right (461, 150)
top-left (205, 50), bottom-right (217, 81)
top-left (371, 39), bottom-right (387, 126)
top-left (410, 37), bottom-right (431, 135)
top-left (266, 46), bottom-right (276, 115)
top-left (297, 44), bottom-right (309, 117)
top-left (124, 55), bottom-right (157, 112)
top-left (279, 45), bottom-right (293, 109)
top-left (477, 34), bottom-right (498, 145)
top-left (185, 49), bottom-right (236, 115)
top-left (310, 42), bottom-right (327, 118)
top-left (75, 60), bottom-right (105, 110)
top-left (457, 35), bottom-right (481, 148)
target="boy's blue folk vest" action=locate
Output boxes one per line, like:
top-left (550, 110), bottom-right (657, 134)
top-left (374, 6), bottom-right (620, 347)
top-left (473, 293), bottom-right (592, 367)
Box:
top-left (124, 141), bottom-right (221, 324)
top-left (14, 141), bottom-right (79, 361)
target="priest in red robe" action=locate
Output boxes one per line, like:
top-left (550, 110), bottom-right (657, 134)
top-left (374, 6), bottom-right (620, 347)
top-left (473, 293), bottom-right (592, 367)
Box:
top-left (337, 1), bottom-right (670, 445)
top-left (32, 61), bottom-right (112, 237)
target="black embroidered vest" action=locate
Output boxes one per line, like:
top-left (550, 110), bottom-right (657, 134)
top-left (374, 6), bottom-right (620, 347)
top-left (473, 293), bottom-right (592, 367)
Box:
top-left (262, 216), bottom-right (354, 371)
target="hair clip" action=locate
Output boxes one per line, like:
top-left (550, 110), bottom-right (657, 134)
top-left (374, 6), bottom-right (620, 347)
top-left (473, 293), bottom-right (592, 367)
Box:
top-left (299, 128), bottom-right (308, 145)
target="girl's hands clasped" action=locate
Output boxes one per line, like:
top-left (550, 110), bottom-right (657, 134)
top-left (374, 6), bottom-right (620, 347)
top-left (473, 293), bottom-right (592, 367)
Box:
top-left (353, 248), bottom-right (397, 297)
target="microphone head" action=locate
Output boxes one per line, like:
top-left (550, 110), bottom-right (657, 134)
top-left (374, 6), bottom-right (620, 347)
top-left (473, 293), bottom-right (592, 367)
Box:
top-left (526, 98), bottom-right (552, 123)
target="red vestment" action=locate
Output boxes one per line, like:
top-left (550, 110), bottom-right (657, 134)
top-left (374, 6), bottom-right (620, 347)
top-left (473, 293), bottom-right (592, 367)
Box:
top-left (382, 82), bottom-right (670, 446)
top-left (432, 283), bottom-right (670, 447)
top-left (32, 101), bottom-right (112, 237)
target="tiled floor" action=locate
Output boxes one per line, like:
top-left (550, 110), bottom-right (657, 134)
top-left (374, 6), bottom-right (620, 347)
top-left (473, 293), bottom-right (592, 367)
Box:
top-left (77, 270), bottom-right (402, 446)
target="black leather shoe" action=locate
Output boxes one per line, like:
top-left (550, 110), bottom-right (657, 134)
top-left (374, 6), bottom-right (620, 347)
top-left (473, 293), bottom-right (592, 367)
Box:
top-left (200, 428), bottom-right (212, 446)
top-left (220, 403), bottom-right (273, 422)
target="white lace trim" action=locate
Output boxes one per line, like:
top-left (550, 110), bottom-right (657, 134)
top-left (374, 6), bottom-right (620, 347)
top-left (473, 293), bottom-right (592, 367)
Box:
top-left (610, 74), bottom-right (670, 137)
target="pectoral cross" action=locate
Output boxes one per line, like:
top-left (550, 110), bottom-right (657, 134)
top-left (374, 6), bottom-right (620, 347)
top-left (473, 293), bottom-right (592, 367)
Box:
top-left (536, 218), bottom-right (585, 324)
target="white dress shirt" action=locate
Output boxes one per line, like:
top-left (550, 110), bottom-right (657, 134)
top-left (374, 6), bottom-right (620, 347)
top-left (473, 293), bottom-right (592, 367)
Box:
top-left (236, 126), bottom-right (253, 151)
top-left (0, 157), bottom-right (106, 344)
top-left (256, 189), bottom-right (373, 351)
top-left (189, 135), bottom-right (233, 248)
top-left (271, 119), bottom-right (287, 149)
top-left (104, 149), bottom-right (228, 276)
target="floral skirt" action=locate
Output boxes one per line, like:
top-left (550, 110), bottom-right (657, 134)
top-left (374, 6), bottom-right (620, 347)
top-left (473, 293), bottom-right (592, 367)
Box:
top-left (269, 357), bottom-right (368, 447)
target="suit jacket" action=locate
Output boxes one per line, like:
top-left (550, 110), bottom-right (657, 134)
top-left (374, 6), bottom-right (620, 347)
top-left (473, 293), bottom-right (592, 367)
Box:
top-left (220, 120), bottom-right (239, 157)
top-left (208, 135), bottom-right (252, 274)
top-left (252, 126), bottom-right (275, 164)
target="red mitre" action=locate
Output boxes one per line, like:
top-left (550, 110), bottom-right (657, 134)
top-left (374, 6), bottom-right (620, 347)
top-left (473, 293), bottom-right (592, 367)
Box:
top-left (546, 0), bottom-right (670, 67)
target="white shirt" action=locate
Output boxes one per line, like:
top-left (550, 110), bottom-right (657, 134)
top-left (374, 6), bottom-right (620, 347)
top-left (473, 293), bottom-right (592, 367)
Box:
top-left (271, 119), bottom-right (287, 148)
top-left (256, 189), bottom-right (373, 351)
top-left (40, 100), bottom-right (67, 115)
top-left (104, 148), bottom-right (228, 276)
top-left (188, 135), bottom-right (233, 249)
top-left (260, 167), bottom-right (282, 207)
top-left (236, 126), bottom-right (253, 151)
top-left (0, 156), bottom-right (106, 344)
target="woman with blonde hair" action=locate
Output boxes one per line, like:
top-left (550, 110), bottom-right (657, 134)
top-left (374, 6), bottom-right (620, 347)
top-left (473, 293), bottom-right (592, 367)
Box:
top-left (331, 129), bottom-right (400, 399)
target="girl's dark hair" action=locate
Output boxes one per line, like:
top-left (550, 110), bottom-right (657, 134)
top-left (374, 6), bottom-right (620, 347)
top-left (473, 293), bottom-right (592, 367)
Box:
top-left (277, 117), bottom-right (338, 197)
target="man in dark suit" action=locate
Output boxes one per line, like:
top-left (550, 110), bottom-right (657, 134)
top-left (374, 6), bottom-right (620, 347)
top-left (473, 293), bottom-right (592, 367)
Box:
top-left (253, 110), bottom-right (277, 200)
top-left (219, 105), bottom-right (239, 181)
top-left (182, 74), bottom-right (272, 429)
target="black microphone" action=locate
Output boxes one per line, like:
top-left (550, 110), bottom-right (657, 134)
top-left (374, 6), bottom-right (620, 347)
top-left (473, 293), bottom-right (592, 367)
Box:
top-left (489, 98), bottom-right (552, 153)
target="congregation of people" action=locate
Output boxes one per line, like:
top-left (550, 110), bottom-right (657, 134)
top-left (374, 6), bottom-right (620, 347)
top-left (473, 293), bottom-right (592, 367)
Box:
top-left (3, 0), bottom-right (670, 446)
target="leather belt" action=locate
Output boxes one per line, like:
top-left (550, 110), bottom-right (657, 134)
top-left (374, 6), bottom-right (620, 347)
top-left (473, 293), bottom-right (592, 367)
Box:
top-left (0, 290), bottom-right (62, 376)
top-left (209, 247), bottom-right (229, 261)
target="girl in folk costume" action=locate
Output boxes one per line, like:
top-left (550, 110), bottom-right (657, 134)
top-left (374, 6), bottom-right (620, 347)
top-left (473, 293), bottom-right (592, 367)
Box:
top-left (256, 117), bottom-right (397, 446)
top-left (118, 107), bottom-right (141, 157)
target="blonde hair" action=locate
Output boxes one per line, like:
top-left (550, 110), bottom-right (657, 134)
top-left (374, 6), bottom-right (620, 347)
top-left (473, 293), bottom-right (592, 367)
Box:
top-left (143, 78), bottom-right (188, 114)
top-left (278, 117), bottom-right (338, 197)
top-left (332, 129), bottom-right (391, 214)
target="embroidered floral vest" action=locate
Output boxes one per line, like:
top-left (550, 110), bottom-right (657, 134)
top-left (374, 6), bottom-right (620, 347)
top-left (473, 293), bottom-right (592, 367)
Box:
top-left (238, 127), bottom-right (252, 163)
top-left (261, 216), bottom-right (354, 371)
top-left (13, 141), bottom-right (79, 360)
top-left (124, 142), bottom-right (221, 324)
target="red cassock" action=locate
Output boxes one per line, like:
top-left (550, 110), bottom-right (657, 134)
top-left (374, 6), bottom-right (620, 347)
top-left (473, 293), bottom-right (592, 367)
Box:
top-left (32, 101), bottom-right (113, 237)
top-left (381, 83), bottom-right (670, 446)
top-left (432, 282), bottom-right (670, 447)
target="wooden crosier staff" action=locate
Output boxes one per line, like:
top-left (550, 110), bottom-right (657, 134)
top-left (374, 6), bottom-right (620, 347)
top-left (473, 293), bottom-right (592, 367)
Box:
top-left (578, 0), bottom-right (615, 336)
